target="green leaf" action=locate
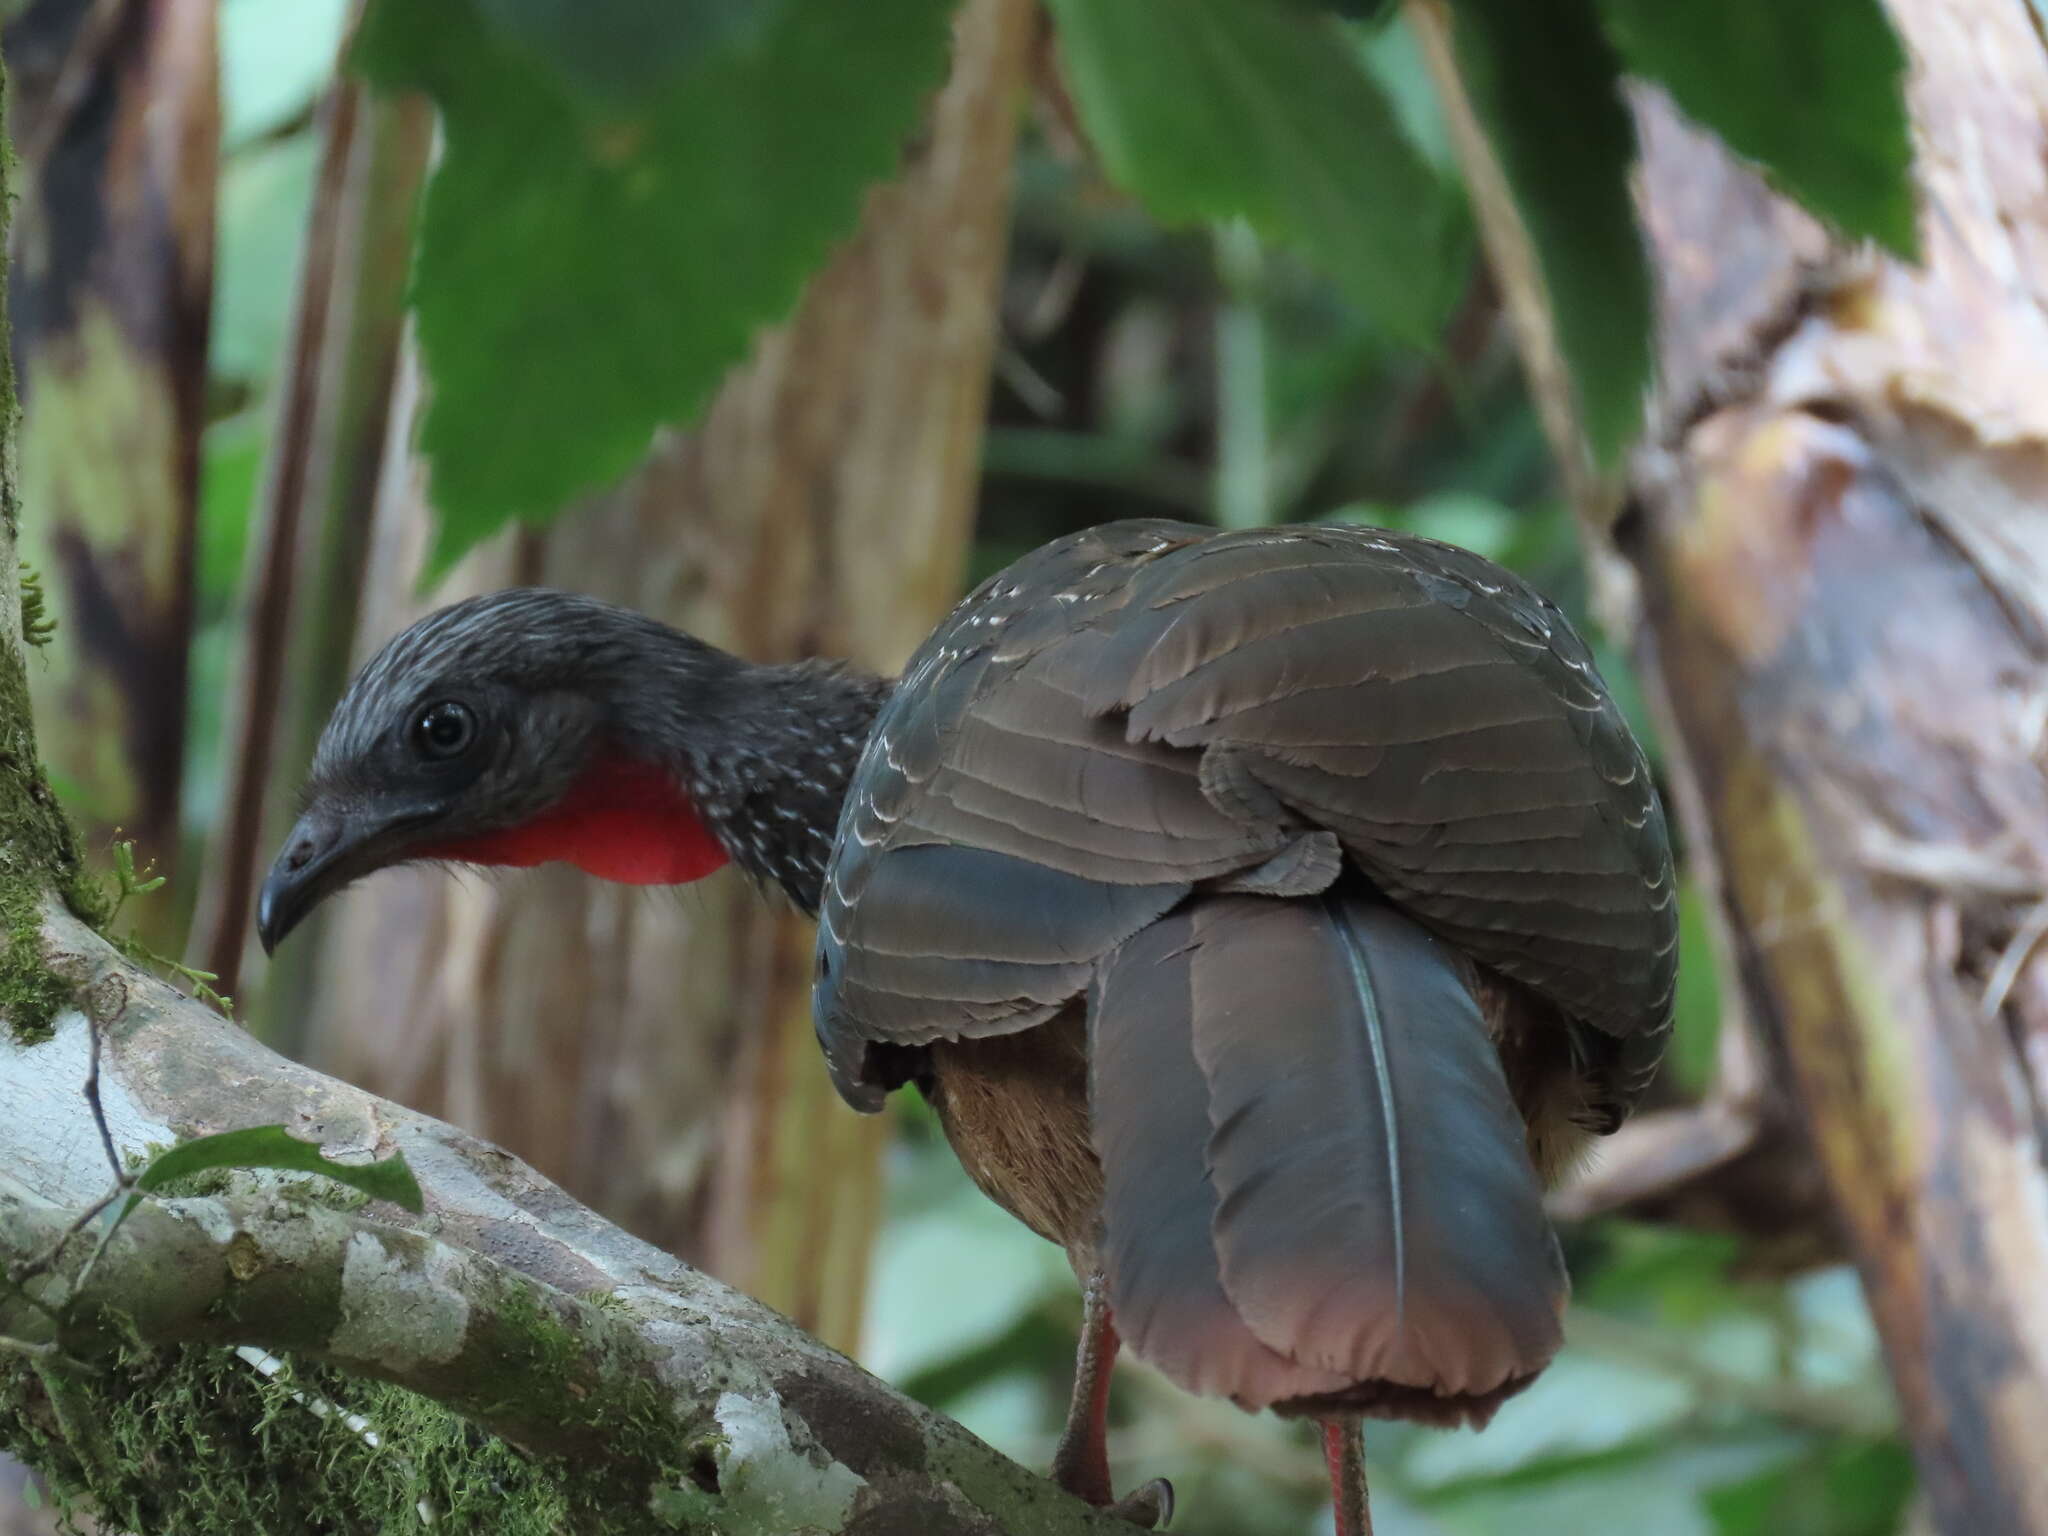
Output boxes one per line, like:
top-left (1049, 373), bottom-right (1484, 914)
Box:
top-left (1272, 0), bottom-right (1392, 19)
top-left (1046, 0), bottom-right (1459, 348)
top-left (1451, 0), bottom-right (1651, 465)
top-left (1705, 1438), bottom-right (1915, 1536)
top-left (134, 1126), bottom-right (425, 1212)
top-left (1594, 0), bottom-right (1916, 258)
top-left (352, 0), bottom-right (955, 575)
top-left (474, 0), bottom-right (790, 102)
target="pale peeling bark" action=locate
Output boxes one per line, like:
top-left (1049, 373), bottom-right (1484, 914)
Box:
top-left (0, 907), bottom-right (1144, 1535)
top-left (1415, 0), bottom-right (2048, 1528)
top-left (299, 0), bottom-right (1036, 1352)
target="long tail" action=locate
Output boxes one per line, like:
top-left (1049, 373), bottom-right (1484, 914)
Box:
top-left (1089, 891), bottom-right (1565, 1422)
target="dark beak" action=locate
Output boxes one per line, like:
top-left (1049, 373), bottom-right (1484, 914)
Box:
top-left (257, 800), bottom-right (441, 955)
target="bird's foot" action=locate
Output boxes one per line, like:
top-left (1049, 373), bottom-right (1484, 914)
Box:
top-left (1049, 1433), bottom-right (1173, 1528)
top-left (1050, 1443), bottom-right (1173, 1530)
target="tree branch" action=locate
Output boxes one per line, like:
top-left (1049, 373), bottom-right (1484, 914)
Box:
top-left (0, 905), bottom-right (1139, 1534)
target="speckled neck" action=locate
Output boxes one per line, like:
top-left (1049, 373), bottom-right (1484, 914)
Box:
top-left (674, 660), bottom-right (892, 914)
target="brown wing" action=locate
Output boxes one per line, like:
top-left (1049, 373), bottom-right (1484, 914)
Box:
top-left (815, 520), bottom-right (1677, 1121)
top-left (1065, 525), bottom-right (1676, 1123)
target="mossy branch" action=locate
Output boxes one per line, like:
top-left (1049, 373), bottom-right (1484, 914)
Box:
top-left (0, 908), bottom-right (1138, 1535)
top-left (0, 1185), bottom-right (701, 1496)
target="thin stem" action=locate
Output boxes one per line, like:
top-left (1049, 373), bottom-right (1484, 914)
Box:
top-left (84, 1017), bottom-right (125, 1184)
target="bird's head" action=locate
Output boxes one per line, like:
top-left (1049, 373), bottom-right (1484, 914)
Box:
top-left (256, 588), bottom-right (735, 954)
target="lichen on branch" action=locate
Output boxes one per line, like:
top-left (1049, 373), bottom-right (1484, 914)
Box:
top-left (0, 1184), bottom-right (711, 1530)
top-left (0, 911), bottom-right (1137, 1535)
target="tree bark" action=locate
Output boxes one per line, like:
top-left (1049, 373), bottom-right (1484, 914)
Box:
top-left (295, 0), bottom-right (1036, 1353)
top-left (2, 0), bottom-right (215, 943)
top-left (1416, 0), bottom-right (2048, 1528)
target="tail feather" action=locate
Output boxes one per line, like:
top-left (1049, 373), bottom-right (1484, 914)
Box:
top-left (1090, 909), bottom-right (1352, 1408)
top-left (1191, 894), bottom-right (1565, 1401)
top-left (1087, 891), bottom-right (1564, 1418)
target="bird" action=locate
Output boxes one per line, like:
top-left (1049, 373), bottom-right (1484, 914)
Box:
top-left (260, 518), bottom-right (1677, 1536)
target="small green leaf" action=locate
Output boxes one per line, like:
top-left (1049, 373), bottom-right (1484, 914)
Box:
top-left (353, 0), bottom-right (955, 575)
top-left (1451, 0), bottom-right (1651, 465)
top-left (1047, 0), bottom-right (1459, 347)
top-left (135, 1126), bottom-right (425, 1212)
top-left (1594, 0), bottom-right (1916, 258)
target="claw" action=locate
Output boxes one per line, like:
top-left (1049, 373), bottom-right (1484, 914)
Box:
top-left (1108, 1477), bottom-right (1174, 1529)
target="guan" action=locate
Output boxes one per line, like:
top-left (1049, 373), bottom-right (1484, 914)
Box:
top-left (261, 518), bottom-right (1677, 1535)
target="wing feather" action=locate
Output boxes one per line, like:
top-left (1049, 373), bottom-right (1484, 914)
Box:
top-left (816, 519), bottom-right (1677, 1124)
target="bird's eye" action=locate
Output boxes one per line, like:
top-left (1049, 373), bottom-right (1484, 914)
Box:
top-left (411, 701), bottom-right (476, 760)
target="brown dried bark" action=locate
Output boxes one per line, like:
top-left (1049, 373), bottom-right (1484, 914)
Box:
top-left (298, 0), bottom-right (1037, 1352)
top-left (1418, 0), bottom-right (2048, 1527)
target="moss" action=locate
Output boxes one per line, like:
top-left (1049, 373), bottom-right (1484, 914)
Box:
top-left (0, 1339), bottom-right (729, 1535)
top-left (17, 564), bottom-right (53, 648)
top-left (486, 1279), bottom-right (702, 1511)
top-left (584, 1285), bottom-right (633, 1314)
top-left (0, 1344), bottom-right (580, 1534)
top-left (0, 601), bottom-right (114, 1043)
top-left (137, 1167), bottom-right (371, 1215)
top-left (138, 1166), bottom-right (237, 1202)
top-left (0, 663), bottom-right (172, 1041)
top-left (0, 56), bottom-right (113, 1047)
top-left (3, 1198), bottom-right (708, 1527)
top-left (0, 918), bottom-right (74, 1046)
top-left (277, 1176), bottom-right (371, 1215)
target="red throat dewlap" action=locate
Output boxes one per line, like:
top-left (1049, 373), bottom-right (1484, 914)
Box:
top-left (419, 754), bottom-right (729, 885)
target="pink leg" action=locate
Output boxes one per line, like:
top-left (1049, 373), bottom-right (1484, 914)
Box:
top-left (1050, 1272), bottom-right (1172, 1528)
top-left (1051, 1272), bottom-right (1120, 1505)
top-left (1322, 1417), bottom-right (1371, 1536)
